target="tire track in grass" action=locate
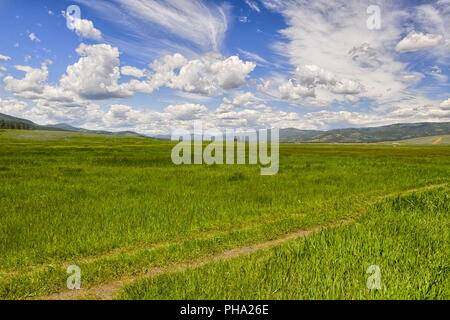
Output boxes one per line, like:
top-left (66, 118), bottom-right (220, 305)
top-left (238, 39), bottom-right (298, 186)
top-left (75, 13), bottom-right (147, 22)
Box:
top-left (42, 220), bottom-right (352, 300)
top-left (4, 183), bottom-right (444, 280)
top-left (0, 212), bottom-right (296, 278)
top-left (32, 183), bottom-right (448, 300)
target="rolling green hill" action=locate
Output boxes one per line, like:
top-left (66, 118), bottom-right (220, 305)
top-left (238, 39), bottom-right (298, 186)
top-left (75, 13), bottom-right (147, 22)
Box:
top-left (0, 113), bottom-right (64, 131)
top-left (279, 122), bottom-right (450, 143)
top-left (383, 135), bottom-right (450, 145)
top-left (0, 113), bottom-right (145, 137)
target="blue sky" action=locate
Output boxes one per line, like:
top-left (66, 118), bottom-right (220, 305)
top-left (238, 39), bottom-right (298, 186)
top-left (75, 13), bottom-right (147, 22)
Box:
top-left (0, 0), bottom-right (448, 135)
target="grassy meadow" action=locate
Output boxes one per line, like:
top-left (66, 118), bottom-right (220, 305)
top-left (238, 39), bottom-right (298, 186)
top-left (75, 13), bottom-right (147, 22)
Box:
top-left (0, 129), bottom-right (448, 299)
top-left (119, 187), bottom-right (449, 300)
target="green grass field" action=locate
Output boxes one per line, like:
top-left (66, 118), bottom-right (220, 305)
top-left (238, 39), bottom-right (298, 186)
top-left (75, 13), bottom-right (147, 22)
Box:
top-left (119, 188), bottom-right (449, 300)
top-left (0, 130), bottom-right (448, 299)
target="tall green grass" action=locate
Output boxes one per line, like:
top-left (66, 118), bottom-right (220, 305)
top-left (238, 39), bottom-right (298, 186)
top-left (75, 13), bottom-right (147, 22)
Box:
top-left (0, 130), bottom-right (449, 299)
top-left (119, 187), bottom-right (449, 300)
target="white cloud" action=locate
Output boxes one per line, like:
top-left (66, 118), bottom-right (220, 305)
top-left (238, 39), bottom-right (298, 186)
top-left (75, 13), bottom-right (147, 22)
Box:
top-left (302, 102), bottom-right (450, 130)
top-left (238, 49), bottom-right (270, 66)
top-left (256, 78), bottom-right (272, 93)
top-left (331, 79), bottom-right (364, 95)
top-left (73, 18), bottom-right (102, 40)
top-left (3, 44), bottom-right (256, 110)
top-left (165, 53), bottom-right (255, 95)
top-left (239, 16), bottom-right (249, 23)
top-left (279, 80), bottom-right (314, 101)
top-left (217, 92), bottom-right (271, 112)
top-left (396, 31), bottom-right (444, 52)
top-left (2, 42), bottom-right (258, 130)
top-left (231, 92), bottom-right (259, 107)
top-left (76, 0), bottom-right (229, 53)
top-left (4, 64), bottom-right (49, 98)
top-left (0, 98), bottom-right (28, 117)
top-left (27, 102), bottom-right (104, 126)
top-left (29, 33), bottom-right (40, 43)
top-left (399, 72), bottom-right (425, 83)
top-left (120, 53), bottom-right (256, 96)
top-left (440, 98), bottom-right (450, 110)
top-left (64, 12), bottom-right (102, 40)
top-left (124, 0), bottom-right (228, 51)
top-left (59, 44), bottom-right (131, 99)
top-left (164, 103), bottom-right (208, 120)
top-left (245, 0), bottom-right (261, 12)
top-left (121, 66), bottom-right (146, 78)
top-left (345, 95), bottom-right (359, 104)
top-left (260, 0), bottom-right (434, 108)
top-left (295, 65), bottom-right (335, 86)
top-left (103, 104), bottom-right (139, 126)
top-left (0, 54), bottom-right (11, 61)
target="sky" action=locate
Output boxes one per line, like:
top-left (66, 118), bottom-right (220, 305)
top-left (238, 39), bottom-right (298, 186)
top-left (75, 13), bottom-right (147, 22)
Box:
top-left (0, 0), bottom-right (449, 135)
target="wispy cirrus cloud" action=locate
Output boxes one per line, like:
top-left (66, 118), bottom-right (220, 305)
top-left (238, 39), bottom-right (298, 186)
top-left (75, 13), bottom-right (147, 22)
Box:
top-left (245, 0), bottom-right (261, 12)
top-left (258, 0), bottom-right (449, 110)
top-left (74, 0), bottom-right (230, 57)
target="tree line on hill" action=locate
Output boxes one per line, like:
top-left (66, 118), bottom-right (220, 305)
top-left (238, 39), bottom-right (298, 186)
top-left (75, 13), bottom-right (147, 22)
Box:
top-left (0, 119), bottom-right (36, 130)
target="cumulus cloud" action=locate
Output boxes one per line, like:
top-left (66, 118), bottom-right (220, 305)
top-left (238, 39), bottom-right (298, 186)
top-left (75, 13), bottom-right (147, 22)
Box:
top-left (217, 92), bottom-right (271, 113)
top-left (121, 66), bottom-right (146, 78)
top-left (302, 101), bottom-right (450, 130)
top-left (25, 102), bottom-right (103, 126)
top-left (295, 65), bottom-right (335, 87)
top-left (28, 33), bottom-right (40, 42)
top-left (103, 104), bottom-right (139, 126)
top-left (164, 103), bottom-right (208, 120)
top-left (59, 43), bottom-right (130, 99)
top-left (0, 98), bottom-right (28, 117)
top-left (3, 43), bottom-right (255, 109)
top-left (345, 95), bottom-right (359, 104)
top-left (396, 31), bottom-right (444, 52)
top-left (0, 54), bottom-right (11, 61)
top-left (4, 64), bottom-right (49, 99)
top-left (163, 53), bottom-right (255, 95)
top-left (231, 92), bottom-right (259, 107)
top-left (440, 98), bottom-right (450, 110)
top-left (2, 42), bottom-right (257, 130)
top-left (279, 80), bottom-right (314, 100)
top-left (66, 15), bottom-right (103, 40)
top-left (331, 79), bottom-right (364, 95)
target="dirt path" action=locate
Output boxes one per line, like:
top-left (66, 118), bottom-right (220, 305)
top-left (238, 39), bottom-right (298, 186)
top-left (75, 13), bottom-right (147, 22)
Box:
top-left (432, 137), bottom-right (443, 145)
top-left (379, 183), bottom-right (448, 199)
top-left (43, 220), bottom-right (351, 300)
top-left (39, 183), bottom-right (448, 300)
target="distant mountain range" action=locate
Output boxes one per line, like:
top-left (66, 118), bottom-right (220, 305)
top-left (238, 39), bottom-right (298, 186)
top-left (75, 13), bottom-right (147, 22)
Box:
top-left (157, 122), bottom-right (450, 143)
top-left (278, 122), bottom-right (450, 143)
top-left (0, 112), bottom-right (146, 137)
top-left (1, 112), bottom-right (449, 143)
